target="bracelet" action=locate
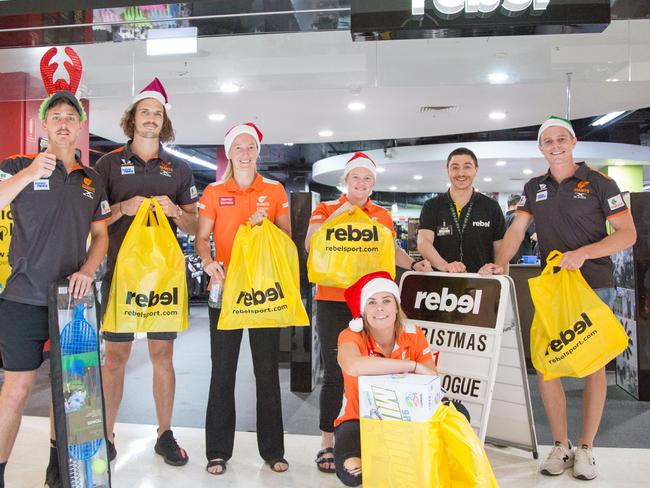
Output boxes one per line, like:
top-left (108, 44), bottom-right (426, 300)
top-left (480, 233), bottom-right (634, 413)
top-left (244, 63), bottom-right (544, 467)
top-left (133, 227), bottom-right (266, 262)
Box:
top-left (410, 261), bottom-right (417, 271)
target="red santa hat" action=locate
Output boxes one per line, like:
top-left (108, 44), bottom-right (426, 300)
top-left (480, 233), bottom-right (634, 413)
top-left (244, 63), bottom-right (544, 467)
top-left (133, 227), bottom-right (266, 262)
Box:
top-left (344, 271), bottom-right (400, 332)
top-left (224, 122), bottom-right (263, 158)
top-left (131, 77), bottom-right (171, 110)
top-left (343, 152), bottom-right (377, 179)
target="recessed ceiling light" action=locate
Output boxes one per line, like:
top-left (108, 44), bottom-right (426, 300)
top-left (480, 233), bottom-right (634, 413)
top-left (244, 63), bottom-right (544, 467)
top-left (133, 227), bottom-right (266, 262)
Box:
top-left (389, 186), bottom-right (397, 191)
top-left (614, 161), bottom-right (625, 166)
top-left (376, 167), bottom-right (386, 173)
top-left (413, 175), bottom-right (423, 180)
top-left (208, 113), bottom-right (226, 121)
top-left (219, 82), bottom-right (240, 93)
top-left (348, 101), bottom-right (366, 111)
top-left (318, 130), bottom-right (333, 137)
top-left (283, 143), bottom-right (294, 146)
top-left (488, 72), bottom-right (509, 83)
top-left (606, 78), bottom-right (619, 83)
top-left (483, 177), bottom-right (493, 182)
top-left (446, 183), bottom-right (451, 187)
top-left (496, 160), bottom-right (507, 166)
top-left (523, 169), bottom-right (533, 175)
top-left (489, 111), bottom-right (507, 120)
top-left (592, 111), bottom-right (625, 126)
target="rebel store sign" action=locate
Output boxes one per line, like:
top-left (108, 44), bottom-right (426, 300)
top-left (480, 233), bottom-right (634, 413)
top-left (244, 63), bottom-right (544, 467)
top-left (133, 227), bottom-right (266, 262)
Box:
top-left (400, 273), bottom-right (501, 328)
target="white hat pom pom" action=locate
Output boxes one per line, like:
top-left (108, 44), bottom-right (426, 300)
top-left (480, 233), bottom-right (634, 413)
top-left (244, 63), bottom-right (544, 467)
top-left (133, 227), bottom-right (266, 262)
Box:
top-left (349, 317), bottom-right (364, 332)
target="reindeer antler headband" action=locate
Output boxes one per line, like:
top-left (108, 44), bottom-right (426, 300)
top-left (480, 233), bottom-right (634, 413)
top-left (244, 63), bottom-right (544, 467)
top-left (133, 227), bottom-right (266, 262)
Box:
top-left (38, 46), bottom-right (87, 122)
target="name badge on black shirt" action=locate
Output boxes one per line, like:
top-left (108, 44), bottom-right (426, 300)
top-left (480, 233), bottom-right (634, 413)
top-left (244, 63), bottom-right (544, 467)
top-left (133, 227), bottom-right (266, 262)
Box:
top-left (437, 224), bottom-right (452, 237)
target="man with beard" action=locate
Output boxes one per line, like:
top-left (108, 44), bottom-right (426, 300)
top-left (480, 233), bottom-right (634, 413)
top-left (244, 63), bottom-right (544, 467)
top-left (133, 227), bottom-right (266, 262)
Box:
top-left (95, 78), bottom-right (198, 466)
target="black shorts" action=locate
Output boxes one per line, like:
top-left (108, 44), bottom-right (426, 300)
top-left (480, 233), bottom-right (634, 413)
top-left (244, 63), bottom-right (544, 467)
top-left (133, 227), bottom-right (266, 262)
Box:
top-left (0, 298), bottom-right (49, 371)
top-left (99, 279), bottom-right (177, 342)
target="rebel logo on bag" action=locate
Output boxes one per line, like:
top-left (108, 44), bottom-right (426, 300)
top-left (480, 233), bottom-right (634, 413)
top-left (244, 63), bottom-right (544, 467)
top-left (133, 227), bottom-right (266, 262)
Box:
top-left (544, 312), bottom-right (594, 357)
top-left (236, 282), bottom-right (285, 306)
top-left (125, 288), bottom-right (179, 307)
top-left (325, 225), bottom-right (379, 242)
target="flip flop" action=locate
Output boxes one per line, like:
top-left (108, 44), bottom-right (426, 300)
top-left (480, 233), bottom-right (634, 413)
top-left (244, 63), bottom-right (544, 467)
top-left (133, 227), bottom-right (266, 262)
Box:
top-left (316, 447), bottom-right (336, 474)
top-left (206, 458), bottom-right (227, 475)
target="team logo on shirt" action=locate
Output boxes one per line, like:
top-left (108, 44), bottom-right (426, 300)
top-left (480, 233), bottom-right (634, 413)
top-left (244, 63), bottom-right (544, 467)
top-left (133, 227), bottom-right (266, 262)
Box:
top-left (160, 161), bottom-right (174, 178)
top-left (472, 220), bottom-right (490, 228)
top-left (101, 200), bottom-right (111, 215)
top-left (573, 193), bottom-right (587, 200)
top-left (536, 190), bottom-right (547, 202)
top-left (538, 184), bottom-right (546, 191)
top-left (121, 165), bottom-right (135, 175)
top-left (573, 180), bottom-right (590, 195)
top-left (608, 194), bottom-right (625, 211)
top-left (81, 177), bottom-right (96, 199)
top-left (219, 196), bottom-right (235, 207)
top-left (190, 185), bottom-right (198, 199)
top-left (516, 196), bottom-right (526, 207)
top-left (0, 170), bottom-right (11, 181)
top-left (257, 195), bottom-right (270, 210)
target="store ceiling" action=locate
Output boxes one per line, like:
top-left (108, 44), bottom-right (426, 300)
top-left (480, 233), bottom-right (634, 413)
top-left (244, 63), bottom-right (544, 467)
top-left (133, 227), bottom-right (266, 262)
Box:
top-left (1, 17), bottom-right (650, 192)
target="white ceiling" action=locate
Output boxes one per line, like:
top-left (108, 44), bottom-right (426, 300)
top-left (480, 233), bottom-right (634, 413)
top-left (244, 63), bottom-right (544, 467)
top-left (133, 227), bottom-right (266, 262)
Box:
top-left (1, 18), bottom-right (649, 147)
top-left (1, 18), bottom-right (650, 193)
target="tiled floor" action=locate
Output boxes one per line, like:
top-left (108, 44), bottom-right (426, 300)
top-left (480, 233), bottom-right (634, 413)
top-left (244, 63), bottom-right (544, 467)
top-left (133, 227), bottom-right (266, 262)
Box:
top-left (6, 416), bottom-right (650, 487)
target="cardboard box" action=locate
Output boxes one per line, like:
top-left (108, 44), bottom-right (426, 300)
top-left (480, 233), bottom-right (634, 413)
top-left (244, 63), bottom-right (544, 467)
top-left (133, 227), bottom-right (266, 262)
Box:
top-left (359, 374), bottom-right (442, 422)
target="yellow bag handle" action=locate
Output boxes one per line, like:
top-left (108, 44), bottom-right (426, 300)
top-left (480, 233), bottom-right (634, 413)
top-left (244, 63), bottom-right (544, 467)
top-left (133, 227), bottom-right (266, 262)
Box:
top-left (540, 250), bottom-right (563, 276)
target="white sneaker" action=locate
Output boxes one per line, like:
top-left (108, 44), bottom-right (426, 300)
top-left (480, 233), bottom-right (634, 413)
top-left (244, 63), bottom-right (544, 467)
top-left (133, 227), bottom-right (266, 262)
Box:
top-left (573, 445), bottom-right (598, 480)
top-left (540, 441), bottom-right (574, 476)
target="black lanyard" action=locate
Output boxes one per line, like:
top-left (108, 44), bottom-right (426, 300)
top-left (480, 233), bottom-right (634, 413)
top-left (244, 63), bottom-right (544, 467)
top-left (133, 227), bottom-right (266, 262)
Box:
top-left (448, 193), bottom-right (474, 262)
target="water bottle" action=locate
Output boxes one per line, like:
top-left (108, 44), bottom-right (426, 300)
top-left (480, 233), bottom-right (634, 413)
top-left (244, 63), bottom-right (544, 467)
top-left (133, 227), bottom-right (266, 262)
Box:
top-left (208, 262), bottom-right (224, 309)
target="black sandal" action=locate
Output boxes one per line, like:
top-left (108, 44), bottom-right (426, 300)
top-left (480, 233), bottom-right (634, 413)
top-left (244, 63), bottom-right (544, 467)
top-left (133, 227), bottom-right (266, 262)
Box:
top-left (315, 447), bottom-right (336, 473)
top-left (268, 457), bottom-right (289, 473)
top-left (206, 458), bottom-right (227, 475)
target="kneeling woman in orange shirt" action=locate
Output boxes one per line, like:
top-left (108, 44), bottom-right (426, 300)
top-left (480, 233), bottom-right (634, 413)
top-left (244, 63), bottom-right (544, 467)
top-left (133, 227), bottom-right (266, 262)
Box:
top-left (334, 271), bottom-right (437, 487)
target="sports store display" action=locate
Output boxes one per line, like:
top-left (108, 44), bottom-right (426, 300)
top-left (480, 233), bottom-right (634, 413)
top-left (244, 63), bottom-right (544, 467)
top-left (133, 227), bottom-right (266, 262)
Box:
top-left (48, 281), bottom-right (111, 488)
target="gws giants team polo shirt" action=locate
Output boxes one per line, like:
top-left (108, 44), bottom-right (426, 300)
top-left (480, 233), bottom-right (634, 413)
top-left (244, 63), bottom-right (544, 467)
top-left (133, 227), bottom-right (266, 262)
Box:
top-left (309, 195), bottom-right (396, 302)
top-left (0, 155), bottom-right (111, 305)
top-left (418, 190), bottom-right (506, 273)
top-left (334, 324), bottom-right (433, 427)
top-left (95, 143), bottom-right (199, 282)
top-left (198, 173), bottom-right (289, 267)
top-left (517, 162), bottom-right (629, 289)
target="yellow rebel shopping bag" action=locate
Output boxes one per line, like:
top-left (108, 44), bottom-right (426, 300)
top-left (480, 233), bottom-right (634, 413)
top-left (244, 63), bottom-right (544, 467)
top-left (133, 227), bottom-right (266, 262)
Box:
top-left (218, 218), bottom-right (309, 330)
top-left (307, 206), bottom-right (395, 288)
top-left (528, 250), bottom-right (628, 380)
top-left (103, 198), bottom-right (188, 333)
top-left (0, 206), bottom-right (12, 292)
top-left (360, 403), bottom-right (498, 488)
top-left (433, 402), bottom-right (499, 488)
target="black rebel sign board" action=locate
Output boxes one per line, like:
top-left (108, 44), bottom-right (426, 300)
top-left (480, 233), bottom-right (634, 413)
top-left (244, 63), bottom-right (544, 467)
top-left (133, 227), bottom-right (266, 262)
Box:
top-left (400, 273), bottom-right (502, 329)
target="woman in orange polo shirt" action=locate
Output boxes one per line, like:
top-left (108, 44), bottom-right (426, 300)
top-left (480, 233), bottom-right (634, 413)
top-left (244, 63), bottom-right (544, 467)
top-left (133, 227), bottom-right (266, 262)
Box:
top-left (305, 152), bottom-right (432, 473)
top-left (335, 271), bottom-right (437, 486)
top-left (196, 122), bottom-right (291, 476)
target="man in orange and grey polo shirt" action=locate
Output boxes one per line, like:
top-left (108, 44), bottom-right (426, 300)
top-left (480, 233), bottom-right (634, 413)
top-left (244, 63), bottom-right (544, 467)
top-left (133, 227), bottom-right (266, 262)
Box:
top-left (0, 90), bottom-right (110, 488)
top-left (304, 152), bottom-right (431, 474)
top-left (487, 116), bottom-right (637, 481)
top-left (94, 78), bottom-right (198, 467)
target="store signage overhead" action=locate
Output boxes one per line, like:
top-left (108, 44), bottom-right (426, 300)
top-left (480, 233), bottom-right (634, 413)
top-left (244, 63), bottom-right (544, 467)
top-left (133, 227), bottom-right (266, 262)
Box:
top-left (352, 0), bottom-right (611, 40)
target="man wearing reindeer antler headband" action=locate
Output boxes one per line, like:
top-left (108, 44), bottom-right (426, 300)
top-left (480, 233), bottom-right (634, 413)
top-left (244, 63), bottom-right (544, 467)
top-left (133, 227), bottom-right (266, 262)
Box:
top-left (0, 47), bottom-right (110, 488)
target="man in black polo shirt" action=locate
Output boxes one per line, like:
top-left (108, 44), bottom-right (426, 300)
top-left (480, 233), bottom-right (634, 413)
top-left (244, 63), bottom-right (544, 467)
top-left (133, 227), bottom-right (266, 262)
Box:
top-left (0, 92), bottom-right (110, 488)
top-left (417, 147), bottom-right (505, 273)
top-left (488, 116), bottom-right (637, 481)
top-left (95, 78), bottom-right (198, 467)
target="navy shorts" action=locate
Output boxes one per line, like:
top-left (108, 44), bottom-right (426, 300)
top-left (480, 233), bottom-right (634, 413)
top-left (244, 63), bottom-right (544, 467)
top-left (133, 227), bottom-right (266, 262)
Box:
top-left (0, 298), bottom-right (49, 371)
